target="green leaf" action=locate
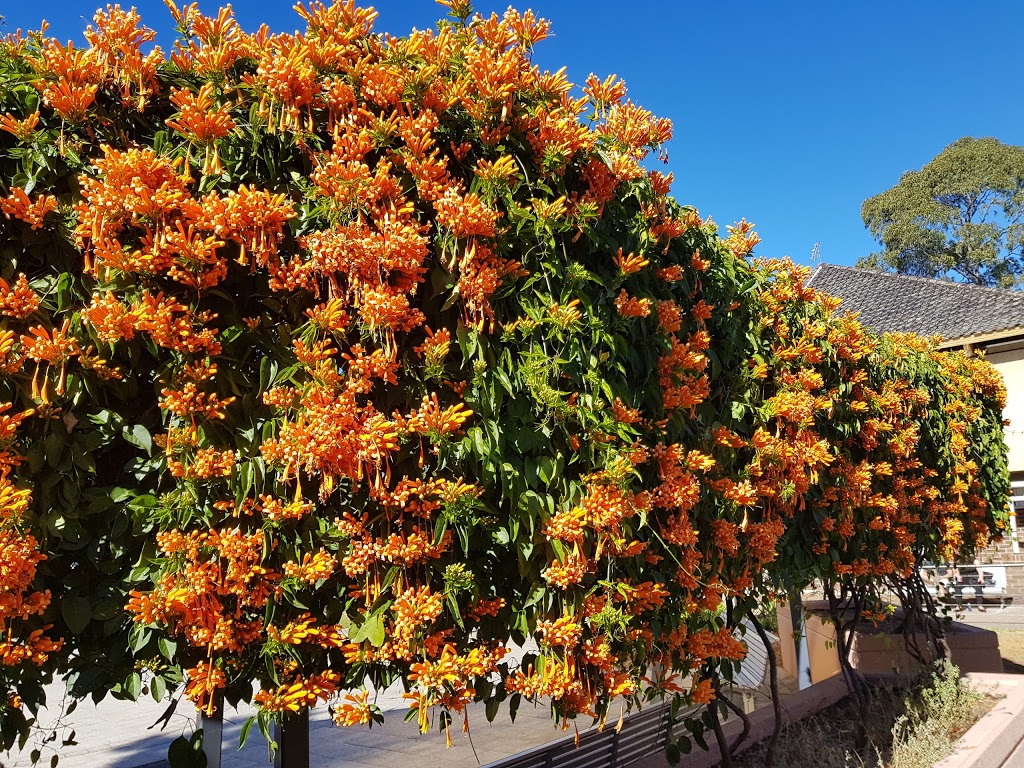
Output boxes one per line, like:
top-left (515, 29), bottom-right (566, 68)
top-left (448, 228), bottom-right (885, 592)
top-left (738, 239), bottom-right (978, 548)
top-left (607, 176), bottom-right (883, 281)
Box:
top-left (44, 431), bottom-right (64, 468)
top-left (469, 426), bottom-right (487, 457)
top-left (365, 615), bottom-right (385, 647)
top-left (61, 596), bottom-right (92, 635)
top-left (351, 614), bottom-right (386, 647)
top-left (447, 593), bottom-right (464, 629)
top-left (433, 514), bottom-right (449, 546)
top-left (151, 676), bottom-right (167, 702)
top-left (124, 424), bottom-right (153, 456)
top-left (239, 717), bottom-right (255, 749)
top-left (158, 638), bottom-right (177, 661)
top-left (128, 624), bottom-right (151, 653)
top-left (485, 696), bottom-right (500, 722)
top-left (126, 673), bottom-right (143, 700)
top-left (665, 742), bottom-right (681, 765)
top-left (167, 732), bottom-right (207, 768)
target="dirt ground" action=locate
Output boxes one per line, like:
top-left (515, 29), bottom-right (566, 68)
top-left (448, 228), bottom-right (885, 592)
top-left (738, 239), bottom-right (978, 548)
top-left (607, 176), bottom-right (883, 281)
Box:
top-left (996, 629), bottom-right (1024, 673)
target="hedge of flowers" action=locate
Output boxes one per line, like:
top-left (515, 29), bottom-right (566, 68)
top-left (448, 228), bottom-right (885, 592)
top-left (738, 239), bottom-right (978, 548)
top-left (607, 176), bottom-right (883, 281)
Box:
top-left (0, 1), bottom-right (1009, 760)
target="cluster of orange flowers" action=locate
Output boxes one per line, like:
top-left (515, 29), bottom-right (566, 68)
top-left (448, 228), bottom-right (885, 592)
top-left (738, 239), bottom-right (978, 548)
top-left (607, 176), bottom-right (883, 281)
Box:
top-left (0, 405), bottom-right (63, 675)
top-left (126, 528), bottom-right (278, 712)
top-left (1, 188), bottom-right (58, 230)
top-left (74, 144), bottom-right (293, 292)
top-left (32, 6), bottom-right (162, 119)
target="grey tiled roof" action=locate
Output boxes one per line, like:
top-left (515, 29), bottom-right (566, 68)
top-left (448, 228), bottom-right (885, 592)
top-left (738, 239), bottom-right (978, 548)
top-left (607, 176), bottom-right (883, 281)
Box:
top-left (805, 264), bottom-right (1024, 341)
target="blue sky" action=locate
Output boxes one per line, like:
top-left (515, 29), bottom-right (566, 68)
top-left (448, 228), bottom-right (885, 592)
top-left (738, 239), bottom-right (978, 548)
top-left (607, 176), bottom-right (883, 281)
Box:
top-left (5, 1), bottom-right (1024, 268)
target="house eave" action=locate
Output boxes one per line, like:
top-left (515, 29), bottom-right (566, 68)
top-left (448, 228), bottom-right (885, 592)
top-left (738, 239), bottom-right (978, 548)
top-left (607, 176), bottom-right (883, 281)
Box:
top-left (935, 326), bottom-right (1024, 350)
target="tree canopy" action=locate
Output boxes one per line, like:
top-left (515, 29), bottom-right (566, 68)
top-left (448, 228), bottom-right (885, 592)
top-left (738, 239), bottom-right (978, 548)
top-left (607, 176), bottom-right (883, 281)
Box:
top-left (859, 137), bottom-right (1024, 287)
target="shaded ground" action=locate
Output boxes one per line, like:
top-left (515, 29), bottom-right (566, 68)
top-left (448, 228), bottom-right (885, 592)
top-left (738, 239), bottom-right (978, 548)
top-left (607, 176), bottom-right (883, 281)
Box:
top-left (732, 691), bottom-right (908, 768)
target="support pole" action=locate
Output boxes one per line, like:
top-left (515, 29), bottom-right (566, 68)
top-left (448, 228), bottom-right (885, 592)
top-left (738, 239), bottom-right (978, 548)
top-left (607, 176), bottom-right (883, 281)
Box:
top-left (274, 709), bottom-right (310, 768)
top-left (789, 591), bottom-right (812, 690)
top-left (200, 697), bottom-right (223, 768)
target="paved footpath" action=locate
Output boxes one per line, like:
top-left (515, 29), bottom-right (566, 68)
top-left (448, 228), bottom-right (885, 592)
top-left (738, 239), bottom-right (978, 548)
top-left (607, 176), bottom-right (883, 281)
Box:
top-left (945, 603), bottom-right (1024, 630)
top-left (2, 680), bottom-right (578, 768)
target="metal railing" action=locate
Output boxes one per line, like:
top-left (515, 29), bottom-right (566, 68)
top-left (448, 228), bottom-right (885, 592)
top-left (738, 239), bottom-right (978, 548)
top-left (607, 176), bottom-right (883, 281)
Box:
top-left (482, 701), bottom-right (681, 768)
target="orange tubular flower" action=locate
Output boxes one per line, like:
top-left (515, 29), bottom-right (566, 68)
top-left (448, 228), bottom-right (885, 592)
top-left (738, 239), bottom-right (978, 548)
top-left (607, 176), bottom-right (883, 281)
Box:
top-left (203, 186), bottom-right (295, 268)
top-left (0, 406), bottom-right (64, 675)
top-left (434, 191), bottom-right (500, 239)
top-left (166, 84), bottom-right (236, 174)
top-left (332, 690), bottom-right (374, 726)
top-left (35, 41), bottom-right (105, 121)
top-left (20, 322), bottom-right (78, 366)
top-left (613, 248), bottom-right (648, 276)
top-left (724, 220), bottom-right (761, 256)
top-left (614, 289), bottom-right (651, 318)
top-left (84, 5), bottom-right (164, 110)
top-left (0, 275), bottom-right (41, 319)
top-left (252, 671), bottom-right (342, 716)
top-left (183, 662), bottom-right (227, 713)
top-left (167, 3), bottom-right (255, 75)
top-left (538, 616), bottom-right (582, 649)
top-left (584, 73), bottom-right (627, 111)
top-left (0, 189), bottom-right (58, 230)
top-left (405, 393), bottom-right (473, 438)
top-left (0, 111), bottom-right (40, 141)
top-left (167, 84), bottom-right (235, 143)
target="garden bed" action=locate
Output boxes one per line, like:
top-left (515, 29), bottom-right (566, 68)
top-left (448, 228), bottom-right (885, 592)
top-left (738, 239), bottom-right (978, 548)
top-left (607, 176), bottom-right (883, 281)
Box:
top-left (729, 666), bottom-right (998, 768)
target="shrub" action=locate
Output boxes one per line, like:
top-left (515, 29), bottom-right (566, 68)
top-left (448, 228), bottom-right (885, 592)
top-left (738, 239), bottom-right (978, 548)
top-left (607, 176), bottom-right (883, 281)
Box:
top-left (0, 0), bottom-right (1008, 759)
top-left (888, 662), bottom-right (988, 768)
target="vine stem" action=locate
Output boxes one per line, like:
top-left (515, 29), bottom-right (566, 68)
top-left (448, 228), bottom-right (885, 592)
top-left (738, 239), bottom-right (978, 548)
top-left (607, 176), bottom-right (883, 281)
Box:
top-left (714, 681), bottom-right (752, 755)
top-left (707, 684), bottom-right (732, 768)
top-left (748, 610), bottom-right (782, 768)
top-left (826, 583), bottom-right (871, 746)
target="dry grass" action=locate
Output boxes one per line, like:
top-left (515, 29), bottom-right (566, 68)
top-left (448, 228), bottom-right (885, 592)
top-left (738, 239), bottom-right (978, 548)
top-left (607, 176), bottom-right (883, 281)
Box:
top-left (731, 688), bottom-right (906, 768)
top-left (994, 629), bottom-right (1024, 673)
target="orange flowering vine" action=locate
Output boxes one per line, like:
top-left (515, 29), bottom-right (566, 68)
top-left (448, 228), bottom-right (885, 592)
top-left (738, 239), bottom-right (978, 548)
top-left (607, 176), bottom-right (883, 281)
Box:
top-left (0, 2), bottom-right (1008, 763)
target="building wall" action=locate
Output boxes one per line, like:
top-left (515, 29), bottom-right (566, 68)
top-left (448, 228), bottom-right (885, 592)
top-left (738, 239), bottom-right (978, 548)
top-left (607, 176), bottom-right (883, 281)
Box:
top-left (983, 346), bottom-right (1024, 475)
top-left (964, 341), bottom-right (1024, 588)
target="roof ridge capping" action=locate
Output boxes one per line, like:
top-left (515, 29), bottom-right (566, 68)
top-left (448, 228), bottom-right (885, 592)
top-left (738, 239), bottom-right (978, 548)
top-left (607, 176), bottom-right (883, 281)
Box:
top-left (807, 263), bottom-right (1024, 300)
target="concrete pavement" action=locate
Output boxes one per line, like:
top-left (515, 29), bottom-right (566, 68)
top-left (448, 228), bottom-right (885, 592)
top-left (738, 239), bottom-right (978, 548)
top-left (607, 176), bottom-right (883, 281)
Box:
top-left (943, 603), bottom-right (1024, 630)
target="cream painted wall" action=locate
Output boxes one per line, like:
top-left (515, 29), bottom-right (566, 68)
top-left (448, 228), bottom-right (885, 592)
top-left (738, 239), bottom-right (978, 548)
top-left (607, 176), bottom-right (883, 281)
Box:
top-left (982, 346), bottom-right (1024, 474)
